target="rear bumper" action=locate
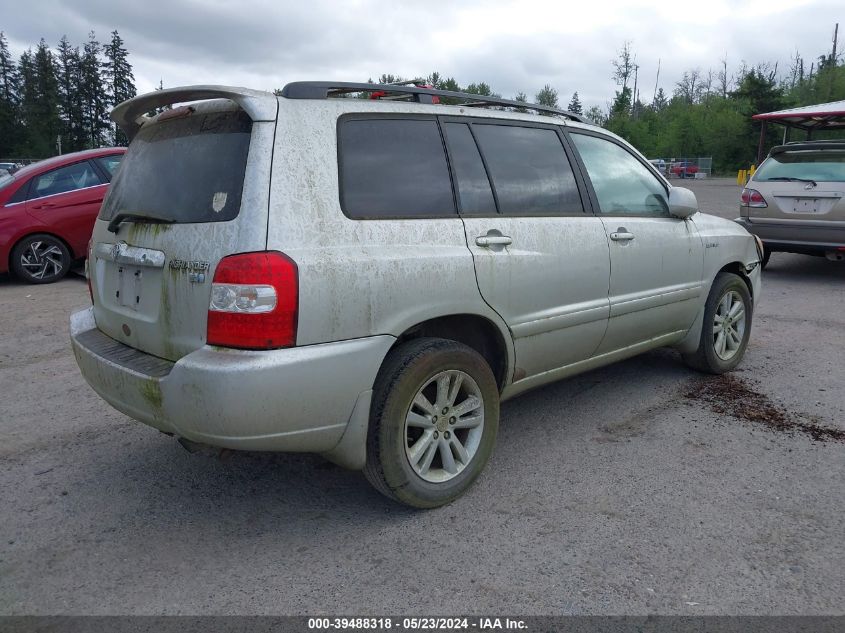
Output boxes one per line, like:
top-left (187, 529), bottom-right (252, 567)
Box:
top-left (735, 217), bottom-right (845, 253)
top-left (70, 307), bottom-right (394, 457)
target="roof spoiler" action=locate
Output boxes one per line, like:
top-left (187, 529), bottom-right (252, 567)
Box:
top-left (111, 85), bottom-right (278, 141)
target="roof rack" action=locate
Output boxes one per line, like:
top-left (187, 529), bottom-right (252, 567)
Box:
top-left (280, 81), bottom-right (587, 123)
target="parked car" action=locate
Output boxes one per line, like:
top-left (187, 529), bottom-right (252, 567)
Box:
top-left (0, 162), bottom-right (20, 175)
top-left (0, 148), bottom-right (125, 283)
top-left (671, 161), bottom-right (699, 178)
top-left (649, 158), bottom-right (666, 173)
top-left (71, 84), bottom-right (762, 508)
top-left (735, 141), bottom-right (845, 267)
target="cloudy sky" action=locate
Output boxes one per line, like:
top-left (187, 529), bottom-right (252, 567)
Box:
top-left (3, 0), bottom-right (842, 109)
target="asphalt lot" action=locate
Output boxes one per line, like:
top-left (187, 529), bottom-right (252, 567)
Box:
top-left (1, 178), bottom-right (843, 615)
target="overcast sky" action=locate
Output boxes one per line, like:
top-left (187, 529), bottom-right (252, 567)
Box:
top-left (3, 0), bottom-right (843, 110)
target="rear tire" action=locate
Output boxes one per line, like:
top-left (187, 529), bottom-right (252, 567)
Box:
top-left (683, 272), bottom-right (753, 374)
top-left (364, 338), bottom-right (499, 508)
top-left (11, 234), bottom-right (71, 284)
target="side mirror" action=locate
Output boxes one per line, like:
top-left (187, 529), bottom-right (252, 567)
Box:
top-left (669, 187), bottom-right (698, 219)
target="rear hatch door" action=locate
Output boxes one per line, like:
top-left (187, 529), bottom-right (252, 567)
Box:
top-left (89, 87), bottom-right (278, 361)
top-left (750, 147), bottom-right (845, 222)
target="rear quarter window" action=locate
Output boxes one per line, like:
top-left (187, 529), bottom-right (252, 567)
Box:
top-left (100, 110), bottom-right (252, 223)
top-left (338, 118), bottom-right (456, 219)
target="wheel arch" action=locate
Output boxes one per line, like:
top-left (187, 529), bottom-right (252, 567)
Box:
top-left (674, 261), bottom-right (753, 355)
top-left (389, 314), bottom-right (512, 392)
top-left (716, 261), bottom-right (754, 300)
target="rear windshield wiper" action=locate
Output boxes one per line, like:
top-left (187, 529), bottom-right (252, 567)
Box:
top-left (107, 212), bottom-right (175, 234)
top-left (763, 176), bottom-right (818, 186)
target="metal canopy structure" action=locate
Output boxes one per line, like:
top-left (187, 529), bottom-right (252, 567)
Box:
top-left (752, 100), bottom-right (845, 163)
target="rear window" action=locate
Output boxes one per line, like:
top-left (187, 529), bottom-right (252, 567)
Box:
top-left (99, 110), bottom-right (252, 223)
top-left (338, 118), bottom-right (456, 219)
top-left (471, 124), bottom-right (583, 215)
top-left (755, 150), bottom-right (845, 183)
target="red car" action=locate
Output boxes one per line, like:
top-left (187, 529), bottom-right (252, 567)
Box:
top-left (0, 147), bottom-right (125, 283)
top-left (670, 161), bottom-right (699, 178)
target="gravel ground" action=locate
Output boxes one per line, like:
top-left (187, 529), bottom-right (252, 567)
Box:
top-left (1, 179), bottom-right (843, 615)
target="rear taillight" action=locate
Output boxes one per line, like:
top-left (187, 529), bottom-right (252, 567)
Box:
top-left (740, 188), bottom-right (767, 208)
top-left (206, 251), bottom-right (298, 349)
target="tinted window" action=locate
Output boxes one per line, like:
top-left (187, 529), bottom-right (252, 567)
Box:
top-left (6, 180), bottom-right (29, 204)
top-left (30, 161), bottom-right (102, 200)
top-left (471, 124), bottom-right (582, 215)
top-left (339, 119), bottom-right (455, 218)
top-left (571, 133), bottom-right (669, 215)
top-left (443, 123), bottom-right (496, 215)
top-left (95, 154), bottom-right (124, 181)
top-left (754, 150), bottom-right (845, 183)
top-left (100, 110), bottom-right (252, 223)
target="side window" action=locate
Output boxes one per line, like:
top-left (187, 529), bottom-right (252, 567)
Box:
top-left (570, 133), bottom-right (669, 215)
top-left (338, 118), bottom-right (455, 218)
top-left (7, 181), bottom-right (30, 204)
top-left (442, 123), bottom-right (496, 215)
top-left (471, 124), bottom-right (583, 215)
top-left (29, 161), bottom-right (103, 200)
top-left (94, 155), bottom-right (123, 182)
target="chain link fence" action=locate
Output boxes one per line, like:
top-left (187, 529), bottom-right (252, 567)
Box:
top-left (648, 156), bottom-right (712, 179)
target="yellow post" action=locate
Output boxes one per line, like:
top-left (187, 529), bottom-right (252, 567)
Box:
top-left (749, 164), bottom-right (756, 178)
top-left (737, 169), bottom-right (746, 185)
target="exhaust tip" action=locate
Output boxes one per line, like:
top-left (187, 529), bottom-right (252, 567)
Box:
top-left (825, 251), bottom-right (845, 262)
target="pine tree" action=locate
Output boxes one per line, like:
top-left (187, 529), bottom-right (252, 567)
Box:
top-left (56, 36), bottom-right (85, 152)
top-left (512, 91), bottom-right (528, 113)
top-left (80, 31), bottom-right (109, 148)
top-left (102, 30), bottom-right (136, 145)
top-left (535, 84), bottom-right (559, 107)
top-left (0, 32), bottom-right (21, 156)
top-left (18, 41), bottom-right (62, 157)
top-left (652, 87), bottom-right (668, 111)
top-left (567, 91), bottom-right (583, 114)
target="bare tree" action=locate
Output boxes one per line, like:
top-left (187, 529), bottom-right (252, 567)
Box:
top-left (612, 41), bottom-right (635, 91)
top-left (717, 55), bottom-right (730, 98)
top-left (674, 68), bottom-right (701, 104)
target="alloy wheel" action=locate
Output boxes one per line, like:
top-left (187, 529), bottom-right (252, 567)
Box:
top-left (403, 370), bottom-right (485, 483)
top-left (712, 290), bottom-right (747, 361)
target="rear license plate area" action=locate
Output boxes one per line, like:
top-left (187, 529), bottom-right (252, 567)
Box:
top-left (792, 198), bottom-right (820, 213)
top-left (115, 265), bottom-right (145, 311)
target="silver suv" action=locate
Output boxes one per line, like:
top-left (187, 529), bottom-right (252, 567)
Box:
top-left (736, 141), bottom-right (845, 266)
top-left (71, 82), bottom-right (763, 508)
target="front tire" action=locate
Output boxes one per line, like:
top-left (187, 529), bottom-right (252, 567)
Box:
top-left (683, 272), bottom-right (753, 374)
top-left (364, 338), bottom-right (499, 508)
top-left (11, 234), bottom-right (71, 284)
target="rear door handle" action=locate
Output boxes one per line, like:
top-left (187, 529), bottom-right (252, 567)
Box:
top-left (476, 235), bottom-right (513, 247)
top-left (610, 231), bottom-right (635, 242)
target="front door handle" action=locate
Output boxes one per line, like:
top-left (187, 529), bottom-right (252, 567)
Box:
top-left (476, 235), bottom-right (513, 247)
top-left (610, 230), bottom-right (635, 242)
